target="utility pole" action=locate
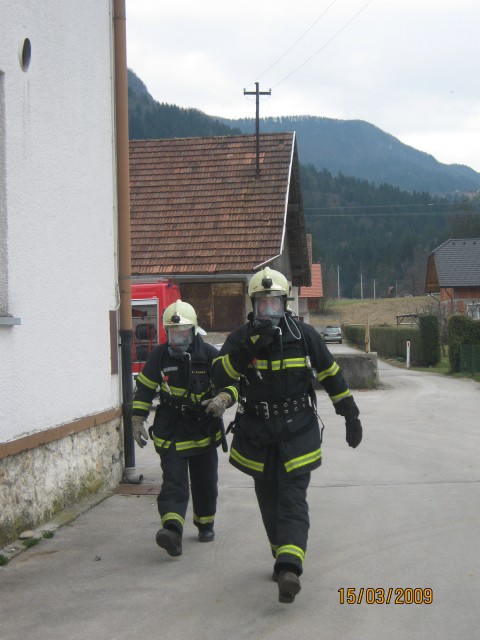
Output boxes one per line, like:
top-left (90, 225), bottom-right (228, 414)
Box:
top-left (360, 272), bottom-right (364, 300)
top-left (243, 82), bottom-right (271, 174)
top-left (373, 278), bottom-right (376, 299)
top-left (337, 265), bottom-right (340, 300)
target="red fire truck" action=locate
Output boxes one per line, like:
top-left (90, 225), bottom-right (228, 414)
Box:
top-left (131, 280), bottom-right (181, 377)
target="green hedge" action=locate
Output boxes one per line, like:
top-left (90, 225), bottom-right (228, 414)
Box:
top-left (343, 316), bottom-right (440, 365)
top-left (418, 315), bottom-right (441, 366)
top-left (344, 324), bottom-right (421, 363)
top-left (447, 315), bottom-right (480, 372)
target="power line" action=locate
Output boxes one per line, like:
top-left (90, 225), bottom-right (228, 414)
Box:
top-left (304, 202), bottom-right (461, 211)
top-left (250, 0), bottom-right (338, 85)
top-left (305, 210), bottom-right (480, 218)
top-left (272, 0), bottom-right (375, 88)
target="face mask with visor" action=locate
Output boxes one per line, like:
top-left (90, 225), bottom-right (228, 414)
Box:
top-left (253, 294), bottom-right (285, 327)
top-left (166, 325), bottom-right (193, 358)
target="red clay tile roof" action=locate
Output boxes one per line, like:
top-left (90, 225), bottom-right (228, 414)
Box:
top-left (129, 134), bottom-right (310, 285)
top-left (299, 264), bottom-right (323, 298)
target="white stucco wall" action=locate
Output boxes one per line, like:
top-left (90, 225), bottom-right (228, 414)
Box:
top-left (0, 1), bottom-right (120, 443)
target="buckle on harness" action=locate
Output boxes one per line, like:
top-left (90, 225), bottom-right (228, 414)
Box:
top-left (259, 401), bottom-right (269, 420)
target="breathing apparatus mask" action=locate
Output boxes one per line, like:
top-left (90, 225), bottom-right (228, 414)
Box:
top-left (252, 292), bottom-right (286, 327)
top-left (166, 322), bottom-right (193, 358)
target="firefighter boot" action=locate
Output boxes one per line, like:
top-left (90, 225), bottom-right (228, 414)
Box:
top-left (198, 525), bottom-right (215, 543)
top-left (277, 571), bottom-right (301, 604)
top-left (155, 528), bottom-right (182, 556)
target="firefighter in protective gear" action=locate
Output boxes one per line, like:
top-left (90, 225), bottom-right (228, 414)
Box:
top-left (211, 267), bottom-right (362, 603)
top-left (132, 300), bottom-right (238, 556)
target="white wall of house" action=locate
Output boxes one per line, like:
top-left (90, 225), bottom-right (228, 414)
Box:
top-left (0, 0), bottom-right (120, 441)
top-left (0, 1), bottom-right (123, 543)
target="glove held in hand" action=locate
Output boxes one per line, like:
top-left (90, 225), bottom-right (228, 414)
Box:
top-left (201, 392), bottom-right (231, 418)
top-left (132, 415), bottom-right (149, 448)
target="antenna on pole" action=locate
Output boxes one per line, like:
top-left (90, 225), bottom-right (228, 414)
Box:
top-left (243, 82), bottom-right (271, 174)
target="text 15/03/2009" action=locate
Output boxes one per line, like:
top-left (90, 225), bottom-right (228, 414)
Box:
top-left (338, 587), bottom-right (433, 605)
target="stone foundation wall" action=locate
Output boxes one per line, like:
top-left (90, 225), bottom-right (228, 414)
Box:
top-left (314, 352), bottom-right (379, 390)
top-left (0, 417), bottom-right (124, 546)
top-left (336, 352), bottom-right (379, 389)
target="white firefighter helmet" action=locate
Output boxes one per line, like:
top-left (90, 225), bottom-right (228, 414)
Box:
top-left (248, 267), bottom-right (289, 298)
top-left (248, 267), bottom-right (289, 325)
top-left (162, 300), bottom-right (198, 334)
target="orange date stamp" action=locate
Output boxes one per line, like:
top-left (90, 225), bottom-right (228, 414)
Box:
top-left (338, 587), bottom-right (433, 605)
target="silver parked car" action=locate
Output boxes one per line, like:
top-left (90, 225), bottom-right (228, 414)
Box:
top-left (321, 325), bottom-right (342, 344)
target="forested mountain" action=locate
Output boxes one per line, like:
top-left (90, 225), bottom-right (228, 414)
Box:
top-left (300, 166), bottom-right (480, 298)
top-left (226, 116), bottom-right (480, 196)
top-left (128, 71), bottom-right (241, 139)
top-left (127, 69), bottom-right (480, 299)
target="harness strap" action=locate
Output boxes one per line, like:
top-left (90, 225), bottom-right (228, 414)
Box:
top-left (246, 392), bottom-right (312, 420)
top-left (160, 395), bottom-right (206, 422)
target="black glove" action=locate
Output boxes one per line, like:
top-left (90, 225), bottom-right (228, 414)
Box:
top-left (345, 416), bottom-right (363, 448)
top-left (334, 395), bottom-right (360, 419)
top-left (238, 319), bottom-right (276, 365)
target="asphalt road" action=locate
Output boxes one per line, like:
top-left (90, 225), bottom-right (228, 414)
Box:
top-left (1, 355), bottom-right (479, 640)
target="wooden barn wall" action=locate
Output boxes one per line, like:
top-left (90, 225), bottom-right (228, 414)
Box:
top-left (180, 282), bottom-right (246, 331)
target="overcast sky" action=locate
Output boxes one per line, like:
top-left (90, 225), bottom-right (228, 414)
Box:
top-left (125, 0), bottom-right (480, 172)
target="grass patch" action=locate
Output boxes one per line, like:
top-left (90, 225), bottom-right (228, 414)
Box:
top-left (411, 354), bottom-right (450, 375)
top-left (451, 371), bottom-right (480, 383)
top-left (0, 554), bottom-right (10, 566)
top-left (42, 530), bottom-right (55, 539)
top-left (328, 298), bottom-right (363, 310)
top-left (22, 538), bottom-right (40, 548)
top-left (411, 353), bottom-right (480, 382)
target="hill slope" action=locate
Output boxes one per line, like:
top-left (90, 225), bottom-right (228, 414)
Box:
top-left (313, 296), bottom-right (439, 328)
top-left (225, 116), bottom-right (480, 196)
top-left (128, 69), bottom-right (480, 195)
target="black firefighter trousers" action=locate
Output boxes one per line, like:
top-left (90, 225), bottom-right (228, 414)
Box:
top-left (254, 447), bottom-right (310, 576)
top-left (157, 444), bottom-right (218, 536)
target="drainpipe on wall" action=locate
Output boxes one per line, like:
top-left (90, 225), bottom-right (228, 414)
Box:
top-left (113, 0), bottom-right (142, 484)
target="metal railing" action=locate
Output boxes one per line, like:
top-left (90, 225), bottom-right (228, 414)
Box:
top-left (459, 344), bottom-right (480, 374)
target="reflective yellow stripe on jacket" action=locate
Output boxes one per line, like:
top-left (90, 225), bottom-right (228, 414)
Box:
top-left (133, 400), bottom-right (151, 412)
top-left (230, 447), bottom-right (264, 473)
top-left (213, 354), bottom-right (242, 381)
top-left (253, 357), bottom-right (307, 371)
top-left (330, 389), bottom-right (351, 404)
top-left (175, 430), bottom-right (221, 453)
top-left (137, 372), bottom-right (158, 390)
top-left (284, 449), bottom-right (321, 473)
top-left (160, 383), bottom-right (205, 404)
top-left (317, 361), bottom-right (339, 382)
top-left (152, 434), bottom-right (172, 449)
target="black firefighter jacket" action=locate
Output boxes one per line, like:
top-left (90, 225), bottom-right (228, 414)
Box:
top-left (211, 315), bottom-right (353, 478)
top-left (132, 335), bottom-right (238, 457)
